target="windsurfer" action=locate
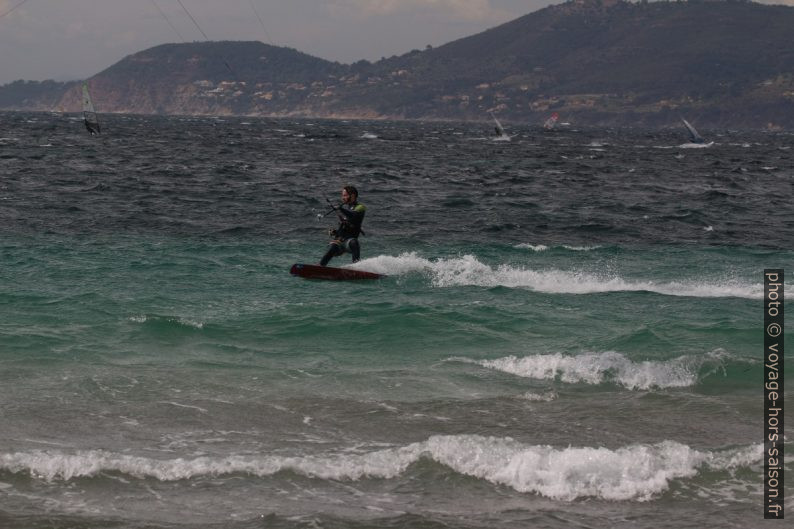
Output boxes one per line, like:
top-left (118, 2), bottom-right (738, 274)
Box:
top-left (82, 82), bottom-right (101, 136)
top-left (320, 185), bottom-right (366, 266)
top-left (681, 118), bottom-right (704, 144)
top-left (84, 119), bottom-right (97, 135)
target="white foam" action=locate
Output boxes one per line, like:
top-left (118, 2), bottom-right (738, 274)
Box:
top-left (514, 244), bottom-right (603, 252)
top-left (0, 437), bottom-right (761, 501)
top-left (514, 244), bottom-right (549, 252)
top-left (175, 318), bottom-right (204, 329)
top-left (463, 350), bottom-right (731, 389)
top-left (679, 142), bottom-right (714, 149)
top-left (0, 448), bottom-right (419, 483)
top-left (425, 436), bottom-right (704, 501)
top-left (159, 401), bottom-right (208, 413)
top-left (127, 315), bottom-right (204, 329)
top-left (561, 245), bottom-right (602, 251)
top-left (518, 391), bottom-right (558, 402)
top-left (354, 253), bottom-right (761, 299)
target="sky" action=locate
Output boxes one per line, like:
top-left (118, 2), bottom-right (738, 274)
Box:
top-left (1, 0), bottom-right (792, 86)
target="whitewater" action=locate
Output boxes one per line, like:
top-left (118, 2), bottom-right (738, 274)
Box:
top-left (0, 112), bottom-right (791, 529)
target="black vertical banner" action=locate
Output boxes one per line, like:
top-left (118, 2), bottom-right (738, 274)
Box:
top-left (764, 269), bottom-right (784, 519)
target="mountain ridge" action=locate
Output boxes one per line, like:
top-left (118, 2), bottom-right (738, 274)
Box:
top-left (2, 0), bottom-right (793, 129)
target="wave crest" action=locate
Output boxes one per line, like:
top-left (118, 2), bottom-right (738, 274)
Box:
top-left (0, 437), bottom-right (761, 501)
top-left (459, 350), bottom-right (735, 389)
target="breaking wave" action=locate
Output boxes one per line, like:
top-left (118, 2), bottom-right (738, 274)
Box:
top-left (458, 350), bottom-right (737, 390)
top-left (0, 436), bottom-right (761, 502)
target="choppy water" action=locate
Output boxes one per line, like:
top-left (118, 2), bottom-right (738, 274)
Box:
top-left (0, 111), bottom-right (792, 528)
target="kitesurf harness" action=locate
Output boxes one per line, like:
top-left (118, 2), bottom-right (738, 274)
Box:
top-left (334, 202), bottom-right (366, 239)
top-left (326, 199), bottom-right (366, 238)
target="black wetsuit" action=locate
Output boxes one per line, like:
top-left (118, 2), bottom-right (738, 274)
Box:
top-left (320, 202), bottom-right (366, 266)
top-left (84, 119), bottom-right (99, 136)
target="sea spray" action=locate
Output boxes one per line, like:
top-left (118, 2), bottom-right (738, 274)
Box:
top-left (355, 253), bottom-right (763, 298)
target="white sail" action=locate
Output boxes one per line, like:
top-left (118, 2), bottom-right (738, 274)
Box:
top-left (681, 118), bottom-right (703, 144)
top-left (489, 112), bottom-right (509, 140)
top-left (82, 82), bottom-right (100, 135)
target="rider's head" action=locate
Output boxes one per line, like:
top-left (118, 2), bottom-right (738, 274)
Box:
top-left (342, 185), bottom-right (358, 203)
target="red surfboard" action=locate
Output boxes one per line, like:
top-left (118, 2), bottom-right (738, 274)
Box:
top-left (289, 263), bottom-right (384, 280)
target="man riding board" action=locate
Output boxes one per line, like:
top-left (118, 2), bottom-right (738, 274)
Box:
top-left (320, 185), bottom-right (366, 266)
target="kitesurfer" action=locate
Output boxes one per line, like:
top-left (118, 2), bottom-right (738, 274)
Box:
top-left (320, 185), bottom-right (366, 266)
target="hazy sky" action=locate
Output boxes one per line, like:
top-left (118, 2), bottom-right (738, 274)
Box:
top-left (1, 0), bottom-right (792, 86)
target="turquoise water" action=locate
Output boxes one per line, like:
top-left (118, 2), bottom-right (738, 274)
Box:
top-left (0, 112), bottom-right (791, 528)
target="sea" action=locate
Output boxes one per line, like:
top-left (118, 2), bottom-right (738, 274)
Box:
top-left (0, 111), bottom-right (791, 529)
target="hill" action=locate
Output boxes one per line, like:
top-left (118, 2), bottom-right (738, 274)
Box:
top-left (2, 0), bottom-right (794, 128)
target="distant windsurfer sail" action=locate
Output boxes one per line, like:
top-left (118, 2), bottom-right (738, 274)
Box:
top-left (82, 82), bottom-right (100, 135)
top-left (544, 112), bottom-right (559, 130)
top-left (681, 118), bottom-right (704, 144)
top-left (489, 112), bottom-right (510, 140)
